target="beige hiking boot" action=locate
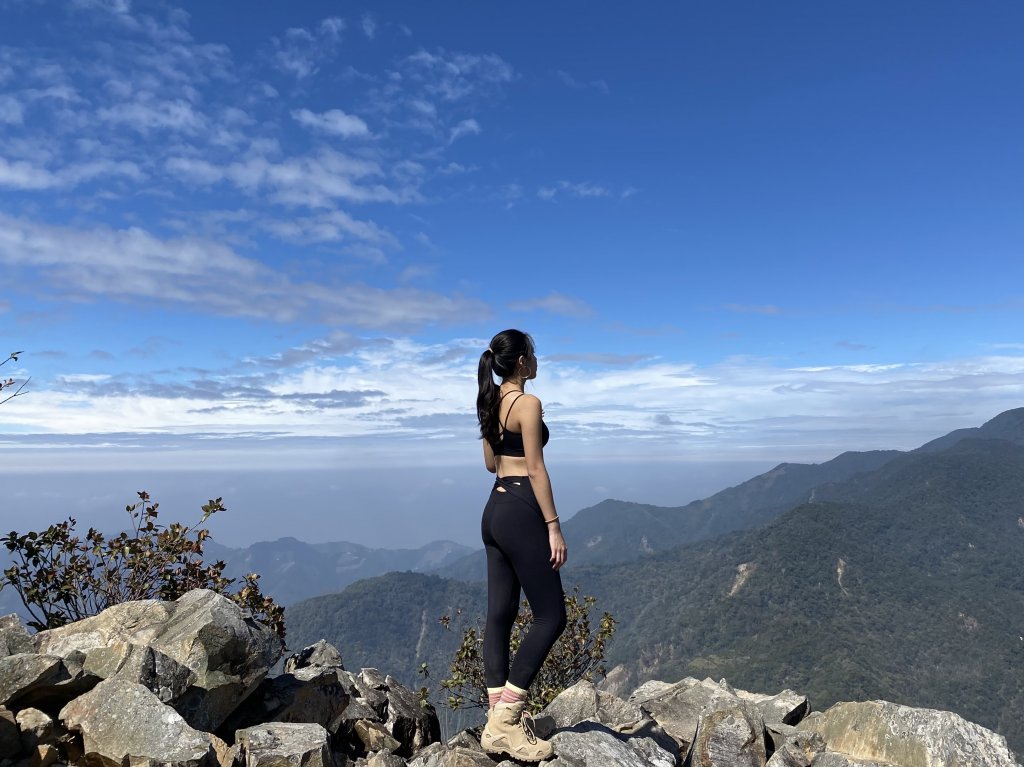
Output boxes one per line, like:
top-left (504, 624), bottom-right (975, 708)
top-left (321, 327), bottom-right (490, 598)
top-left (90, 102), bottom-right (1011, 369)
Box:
top-left (480, 700), bottom-right (553, 762)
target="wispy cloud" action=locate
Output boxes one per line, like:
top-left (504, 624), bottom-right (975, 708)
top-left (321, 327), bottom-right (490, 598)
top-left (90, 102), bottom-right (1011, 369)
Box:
top-left (724, 303), bottom-right (783, 315)
top-left (537, 181), bottom-right (620, 200)
top-left (508, 292), bottom-right (594, 318)
top-left (271, 18), bottom-right (345, 79)
top-left (0, 214), bottom-right (483, 327)
top-left (554, 69), bottom-right (609, 94)
top-left (449, 118), bottom-right (481, 144)
top-left (361, 13), bottom-right (377, 40)
top-left (291, 108), bottom-right (370, 138)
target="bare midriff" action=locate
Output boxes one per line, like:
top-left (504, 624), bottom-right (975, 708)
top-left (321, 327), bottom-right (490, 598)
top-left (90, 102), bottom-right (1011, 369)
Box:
top-left (495, 454), bottom-right (529, 480)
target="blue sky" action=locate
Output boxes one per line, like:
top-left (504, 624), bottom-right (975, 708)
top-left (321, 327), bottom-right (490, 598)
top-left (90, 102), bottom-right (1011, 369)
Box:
top-left (1, 1), bottom-right (1023, 543)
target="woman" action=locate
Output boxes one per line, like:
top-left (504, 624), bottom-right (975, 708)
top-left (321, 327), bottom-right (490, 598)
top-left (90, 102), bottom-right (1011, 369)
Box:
top-left (476, 329), bottom-right (568, 762)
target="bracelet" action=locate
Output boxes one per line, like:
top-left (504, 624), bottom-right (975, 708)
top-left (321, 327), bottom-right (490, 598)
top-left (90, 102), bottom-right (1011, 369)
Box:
top-left (545, 515), bottom-right (560, 525)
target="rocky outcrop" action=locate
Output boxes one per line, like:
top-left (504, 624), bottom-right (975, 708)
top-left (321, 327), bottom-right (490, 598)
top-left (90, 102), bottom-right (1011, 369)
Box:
top-left (797, 700), bottom-right (1020, 767)
top-left (34, 589), bottom-right (283, 731)
top-left (0, 593), bottom-right (1018, 767)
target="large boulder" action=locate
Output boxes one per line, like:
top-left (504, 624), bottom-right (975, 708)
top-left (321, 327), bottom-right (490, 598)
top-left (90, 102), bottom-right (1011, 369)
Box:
top-left (0, 652), bottom-right (91, 710)
top-left (235, 722), bottom-right (334, 767)
top-left (407, 741), bottom-right (495, 767)
top-left (548, 720), bottom-right (677, 767)
top-left (798, 700), bottom-right (1019, 767)
top-left (0, 615), bottom-right (34, 657)
top-left (217, 665), bottom-right (351, 735)
top-left (35, 589), bottom-right (283, 730)
top-left (284, 640), bottom-right (344, 673)
top-left (629, 677), bottom-right (767, 760)
top-left (59, 676), bottom-right (216, 767)
top-left (689, 704), bottom-right (767, 767)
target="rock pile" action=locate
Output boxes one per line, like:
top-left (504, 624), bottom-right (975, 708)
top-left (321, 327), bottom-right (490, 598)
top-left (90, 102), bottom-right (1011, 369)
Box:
top-left (0, 590), bottom-right (1018, 767)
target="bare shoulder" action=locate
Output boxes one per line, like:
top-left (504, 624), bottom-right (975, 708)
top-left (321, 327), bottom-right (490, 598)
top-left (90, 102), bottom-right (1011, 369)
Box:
top-left (516, 393), bottom-right (542, 412)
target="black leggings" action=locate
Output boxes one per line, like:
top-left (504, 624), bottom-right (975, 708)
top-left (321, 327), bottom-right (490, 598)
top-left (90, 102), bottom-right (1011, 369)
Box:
top-left (481, 475), bottom-right (567, 691)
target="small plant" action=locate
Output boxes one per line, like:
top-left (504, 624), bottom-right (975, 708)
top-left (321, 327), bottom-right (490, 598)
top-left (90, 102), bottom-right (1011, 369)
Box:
top-left (440, 585), bottom-right (617, 713)
top-left (1, 491), bottom-right (285, 641)
top-left (0, 350), bottom-right (29, 405)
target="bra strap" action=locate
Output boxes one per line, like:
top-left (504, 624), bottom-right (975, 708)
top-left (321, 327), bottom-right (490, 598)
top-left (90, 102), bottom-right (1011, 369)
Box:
top-left (502, 393), bottom-right (525, 431)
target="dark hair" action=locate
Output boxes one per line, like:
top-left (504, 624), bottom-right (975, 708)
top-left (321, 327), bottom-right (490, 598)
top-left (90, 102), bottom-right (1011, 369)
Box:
top-left (477, 329), bottom-right (535, 444)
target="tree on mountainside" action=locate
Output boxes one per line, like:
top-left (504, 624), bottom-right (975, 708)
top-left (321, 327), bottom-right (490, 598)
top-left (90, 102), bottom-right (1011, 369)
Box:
top-left (439, 586), bottom-right (617, 714)
top-left (1, 491), bottom-right (286, 641)
top-left (0, 351), bottom-right (29, 405)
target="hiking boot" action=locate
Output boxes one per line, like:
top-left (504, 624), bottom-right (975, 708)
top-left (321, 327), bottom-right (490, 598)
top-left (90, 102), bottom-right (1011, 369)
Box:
top-left (480, 700), bottom-right (553, 761)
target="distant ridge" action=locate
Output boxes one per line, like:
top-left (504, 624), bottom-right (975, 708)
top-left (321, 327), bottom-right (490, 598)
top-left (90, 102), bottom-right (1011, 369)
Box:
top-left (204, 537), bottom-right (474, 606)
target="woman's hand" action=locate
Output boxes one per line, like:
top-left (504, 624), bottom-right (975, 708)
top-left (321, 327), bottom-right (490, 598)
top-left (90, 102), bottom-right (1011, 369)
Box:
top-left (549, 527), bottom-right (567, 570)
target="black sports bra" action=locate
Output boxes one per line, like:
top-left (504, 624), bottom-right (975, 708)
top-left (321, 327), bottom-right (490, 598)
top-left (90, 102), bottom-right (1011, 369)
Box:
top-left (492, 392), bottom-right (549, 457)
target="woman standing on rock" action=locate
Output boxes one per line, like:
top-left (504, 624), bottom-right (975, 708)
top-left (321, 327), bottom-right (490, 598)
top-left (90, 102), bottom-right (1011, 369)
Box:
top-left (475, 329), bottom-right (568, 762)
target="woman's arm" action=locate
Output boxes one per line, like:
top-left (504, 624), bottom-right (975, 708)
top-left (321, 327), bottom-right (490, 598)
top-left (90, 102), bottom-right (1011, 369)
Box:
top-left (518, 395), bottom-right (567, 570)
top-left (482, 439), bottom-right (497, 473)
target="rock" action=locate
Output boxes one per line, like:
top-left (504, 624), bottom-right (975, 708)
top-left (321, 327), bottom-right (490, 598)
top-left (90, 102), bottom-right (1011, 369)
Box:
top-left (444, 728), bottom-right (483, 751)
top-left (765, 724), bottom-right (825, 767)
top-left (284, 640), bottom-right (344, 673)
top-left (1, 705), bottom-right (22, 758)
top-left (798, 700), bottom-right (1020, 767)
top-left (381, 674), bottom-right (440, 757)
top-left (59, 676), bottom-right (215, 767)
top-left (367, 750), bottom-right (407, 767)
top-left (0, 616), bottom-right (34, 657)
top-left (689, 704), bottom-right (767, 767)
top-left (405, 742), bottom-right (494, 767)
top-left (628, 677), bottom-right (744, 757)
top-left (29, 744), bottom-right (59, 767)
top-left (16, 708), bottom-right (58, 751)
top-left (548, 721), bottom-right (677, 767)
top-left (340, 670), bottom-right (387, 720)
top-left (236, 722), bottom-right (334, 767)
top-left (0, 654), bottom-right (79, 709)
top-left (36, 589), bottom-right (283, 731)
top-left (736, 688), bottom-right (811, 726)
top-left (83, 641), bottom-right (197, 704)
top-left (808, 756), bottom-right (893, 767)
top-left (354, 720), bottom-right (402, 753)
top-left (218, 666), bottom-right (350, 735)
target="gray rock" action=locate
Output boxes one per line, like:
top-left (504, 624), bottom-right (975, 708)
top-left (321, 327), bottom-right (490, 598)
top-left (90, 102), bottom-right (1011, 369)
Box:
top-left (0, 615), bottom-right (33, 657)
top-left (367, 750), bottom-right (407, 767)
top-left (381, 674), bottom-right (440, 757)
top-left (0, 653), bottom-right (74, 708)
top-left (765, 725), bottom-right (826, 766)
top-left (15, 707), bottom-right (58, 750)
top-left (354, 719), bottom-right (402, 754)
top-left (444, 728), bottom-right (483, 752)
top-left (405, 742), bottom-right (494, 767)
top-left (284, 640), bottom-right (344, 673)
top-left (808, 755), bottom-right (894, 767)
top-left (798, 700), bottom-right (1020, 767)
top-left (1, 705), bottom-right (22, 759)
top-left (549, 721), bottom-right (677, 767)
top-left (628, 677), bottom-right (742, 757)
top-left (36, 589), bottom-right (283, 731)
top-left (218, 666), bottom-right (350, 735)
top-left (598, 664), bottom-right (637, 700)
top-left (736, 688), bottom-right (811, 726)
top-left (59, 676), bottom-right (215, 767)
top-left (236, 722), bottom-right (334, 767)
top-left (689, 704), bottom-right (767, 767)
top-left (83, 641), bottom-right (197, 704)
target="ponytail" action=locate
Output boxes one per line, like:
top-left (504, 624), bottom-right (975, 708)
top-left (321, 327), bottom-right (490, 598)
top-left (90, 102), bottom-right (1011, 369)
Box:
top-left (476, 329), bottom-right (535, 444)
top-left (477, 349), bottom-right (501, 444)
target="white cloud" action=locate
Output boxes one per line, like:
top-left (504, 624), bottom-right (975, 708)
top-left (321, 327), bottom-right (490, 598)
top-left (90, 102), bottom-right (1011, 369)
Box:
top-left (537, 181), bottom-right (614, 200)
top-left (291, 108), bottom-right (370, 138)
top-left (97, 98), bottom-right (206, 133)
top-left (555, 69), bottom-right (609, 94)
top-left (724, 304), bottom-right (783, 315)
top-left (449, 118), bottom-right (481, 144)
top-left (0, 95), bottom-right (24, 124)
top-left (401, 48), bottom-right (514, 102)
top-left (272, 18), bottom-right (345, 79)
top-left (508, 292), bottom-right (594, 318)
top-left (361, 13), bottom-right (377, 40)
top-left (0, 156), bottom-right (143, 190)
top-left (0, 214), bottom-right (484, 327)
